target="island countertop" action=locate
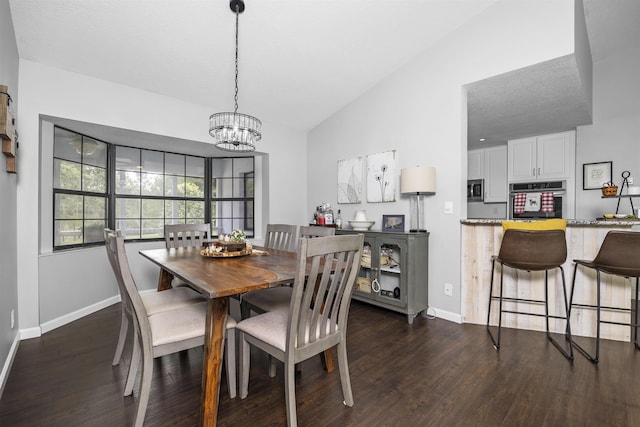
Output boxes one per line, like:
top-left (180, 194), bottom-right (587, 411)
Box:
top-left (461, 218), bottom-right (640, 226)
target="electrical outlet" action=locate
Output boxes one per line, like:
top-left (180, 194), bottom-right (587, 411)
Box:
top-left (444, 201), bottom-right (453, 214)
top-left (444, 283), bottom-right (453, 296)
top-left (11, 309), bottom-right (15, 329)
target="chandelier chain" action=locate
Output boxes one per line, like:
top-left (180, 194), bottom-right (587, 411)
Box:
top-left (234, 4), bottom-right (239, 114)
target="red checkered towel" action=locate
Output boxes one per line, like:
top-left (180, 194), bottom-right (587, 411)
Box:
top-left (513, 193), bottom-right (526, 214)
top-left (541, 192), bottom-right (555, 213)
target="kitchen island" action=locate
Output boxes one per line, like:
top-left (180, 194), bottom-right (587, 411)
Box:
top-left (462, 218), bottom-right (640, 341)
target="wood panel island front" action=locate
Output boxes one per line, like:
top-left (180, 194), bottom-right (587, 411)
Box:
top-left (461, 219), bottom-right (640, 342)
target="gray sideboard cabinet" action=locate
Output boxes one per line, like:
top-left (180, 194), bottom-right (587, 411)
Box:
top-left (337, 229), bottom-right (429, 324)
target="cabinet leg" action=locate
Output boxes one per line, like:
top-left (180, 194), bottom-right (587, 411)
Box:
top-left (407, 314), bottom-right (414, 324)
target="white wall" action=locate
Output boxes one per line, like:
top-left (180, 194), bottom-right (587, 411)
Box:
top-left (16, 60), bottom-right (308, 331)
top-left (308, 0), bottom-right (575, 319)
top-left (0, 0), bottom-right (20, 396)
top-left (575, 43), bottom-right (640, 219)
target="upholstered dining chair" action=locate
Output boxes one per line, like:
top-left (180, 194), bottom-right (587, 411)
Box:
top-left (237, 234), bottom-right (364, 427)
top-left (569, 230), bottom-right (640, 363)
top-left (263, 223), bottom-right (298, 252)
top-left (104, 230), bottom-right (237, 426)
top-left (240, 225), bottom-right (335, 319)
top-left (486, 227), bottom-right (574, 361)
top-left (105, 230), bottom-right (205, 368)
top-left (164, 223), bottom-right (211, 248)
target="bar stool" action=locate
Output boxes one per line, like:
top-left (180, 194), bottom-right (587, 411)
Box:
top-left (569, 230), bottom-right (640, 363)
top-left (486, 228), bottom-right (573, 360)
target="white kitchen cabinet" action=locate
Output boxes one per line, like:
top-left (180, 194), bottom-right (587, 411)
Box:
top-left (468, 149), bottom-right (483, 180)
top-left (507, 131), bottom-right (575, 182)
top-left (483, 145), bottom-right (507, 202)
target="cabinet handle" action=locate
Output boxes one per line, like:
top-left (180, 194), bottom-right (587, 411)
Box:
top-left (538, 167), bottom-right (541, 176)
top-left (532, 168), bottom-right (535, 176)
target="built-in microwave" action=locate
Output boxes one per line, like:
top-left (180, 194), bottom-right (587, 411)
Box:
top-left (467, 179), bottom-right (484, 202)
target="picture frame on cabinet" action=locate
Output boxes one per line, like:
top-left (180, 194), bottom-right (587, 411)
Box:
top-left (382, 214), bottom-right (404, 232)
top-left (583, 161), bottom-right (612, 190)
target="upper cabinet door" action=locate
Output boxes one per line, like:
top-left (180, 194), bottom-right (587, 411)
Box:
top-left (507, 137), bottom-right (536, 182)
top-left (537, 131), bottom-right (575, 180)
top-left (467, 149), bottom-right (483, 180)
top-left (484, 145), bottom-right (507, 202)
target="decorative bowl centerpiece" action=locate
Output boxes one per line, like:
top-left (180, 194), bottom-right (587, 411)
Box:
top-left (348, 220), bottom-right (375, 231)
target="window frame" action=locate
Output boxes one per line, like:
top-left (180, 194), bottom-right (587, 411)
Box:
top-left (52, 126), bottom-right (255, 251)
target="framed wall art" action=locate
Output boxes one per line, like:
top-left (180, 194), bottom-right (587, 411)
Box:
top-left (583, 161), bottom-right (612, 190)
top-left (337, 157), bottom-right (363, 204)
top-left (366, 150), bottom-right (397, 203)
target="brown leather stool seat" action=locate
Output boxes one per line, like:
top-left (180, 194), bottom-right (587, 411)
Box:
top-left (569, 230), bottom-right (640, 363)
top-left (486, 228), bottom-right (573, 360)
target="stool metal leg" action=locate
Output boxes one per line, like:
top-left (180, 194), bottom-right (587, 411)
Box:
top-left (570, 265), bottom-right (600, 364)
top-left (487, 259), bottom-right (504, 350)
top-left (544, 266), bottom-right (573, 360)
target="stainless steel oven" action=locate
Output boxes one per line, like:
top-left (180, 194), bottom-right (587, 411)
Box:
top-left (467, 179), bottom-right (484, 202)
top-left (509, 181), bottom-right (566, 219)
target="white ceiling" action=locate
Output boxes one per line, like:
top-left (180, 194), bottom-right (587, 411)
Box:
top-left (8, 0), bottom-right (640, 149)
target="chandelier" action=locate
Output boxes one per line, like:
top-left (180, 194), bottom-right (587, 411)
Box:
top-left (209, 0), bottom-right (262, 152)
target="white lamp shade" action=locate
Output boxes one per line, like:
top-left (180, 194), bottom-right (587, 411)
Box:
top-left (401, 166), bottom-right (436, 194)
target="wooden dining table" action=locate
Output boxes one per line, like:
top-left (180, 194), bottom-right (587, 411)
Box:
top-left (138, 245), bottom-right (326, 426)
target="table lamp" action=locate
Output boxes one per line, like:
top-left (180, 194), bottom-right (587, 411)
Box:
top-left (400, 166), bottom-right (436, 232)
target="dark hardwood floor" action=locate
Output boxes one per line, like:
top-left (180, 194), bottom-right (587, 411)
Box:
top-left (1, 300), bottom-right (640, 426)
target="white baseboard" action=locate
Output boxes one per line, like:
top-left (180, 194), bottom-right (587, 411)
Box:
top-left (40, 295), bottom-right (121, 334)
top-left (434, 308), bottom-right (463, 324)
top-left (19, 327), bottom-right (42, 340)
top-left (0, 333), bottom-right (20, 400)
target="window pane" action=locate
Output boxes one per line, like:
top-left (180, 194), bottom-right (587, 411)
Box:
top-left (54, 128), bottom-right (82, 163)
top-left (118, 220), bottom-right (140, 240)
top-left (116, 198), bottom-right (141, 219)
top-left (165, 175), bottom-right (185, 197)
top-left (142, 219), bottom-right (164, 239)
top-left (54, 159), bottom-right (81, 191)
top-left (244, 175), bottom-right (254, 197)
top-left (234, 157), bottom-right (253, 175)
top-left (115, 170), bottom-right (140, 195)
top-left (186, 156), bottom-right (205, 178)
top-left (165, 200), bottom-right (185, 219)
top-left (116, 146), bottom-right (140, 172)
top-left (54, 220), bottom-right (82, 246)
top-left (186, 200), bottom-right (205, 220)
top-left (55, 194), bottom-right (82, 219)
top-left (142, 199), bottom-right (164, 219)
top-left (165, 153), bottom-right (184, 175)
top-left (82, 137), bottom-right (107, 167)
top-left (141, 172), bottom-right (163, 196)
top-left (84, 196), bottom-right (106, 219)
top-left (141, 150), bottom-right (164, 174)
top-left (84, 220), bottom-right (106, 243)
top-left (82, 164), bottom-right (107, 193)
top-left (185, 177), bottom-right (204, 198)
top-left (212, 158), bottom-right (232, 178)
top-left (213, 178), bottom-right (233, 198)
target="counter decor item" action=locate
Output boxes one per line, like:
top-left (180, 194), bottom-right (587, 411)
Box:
top-left (601, 182), bottom-right (618, 197)
top-left (348, 210), bottom-right (374, 231)
top-left (382, 214), bottom-right (405, 232)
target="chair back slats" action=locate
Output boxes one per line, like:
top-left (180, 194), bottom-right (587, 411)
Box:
top-left (592, 231), bottom-right (640, 276)
top-left (299, 225), bottom-right (336, 239)
top-left (498, 229), bottom-right (567, 270)
top-left (165, 223), bottom-right (210, 249)
top-left (264, 224), bottom-right (297, 251)
top-left (289, 234), bottom-right (363, 351)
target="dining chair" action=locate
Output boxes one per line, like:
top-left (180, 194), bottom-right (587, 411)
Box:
top-left (241, 225), bottom-right (335, 319)
top-left (164, 223), bottom-right (211, 249)
top-left (237, 234), bottom-right (364, 427)
top-left (569, 230), bottom-right (640, 363)
top-left (105, 230), bottom-right (205, 368)
top-left (104, 230), bottom-right (237, 426)
top-left (486, 227), bottom-right (574, 361)
top-left (164, 223), bottom-right (211, 288)
top-left (263, 223), bottom-right (297, 252)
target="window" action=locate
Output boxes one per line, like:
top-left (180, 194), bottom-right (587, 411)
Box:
top-left (52, 127), bottom-right (255, 250)
top-left (114, 147), bottom-right (206, 240)
top-left (211, 157), bottom-right (255, 237)
top-left (53, 127), bottom-right (108, 248)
